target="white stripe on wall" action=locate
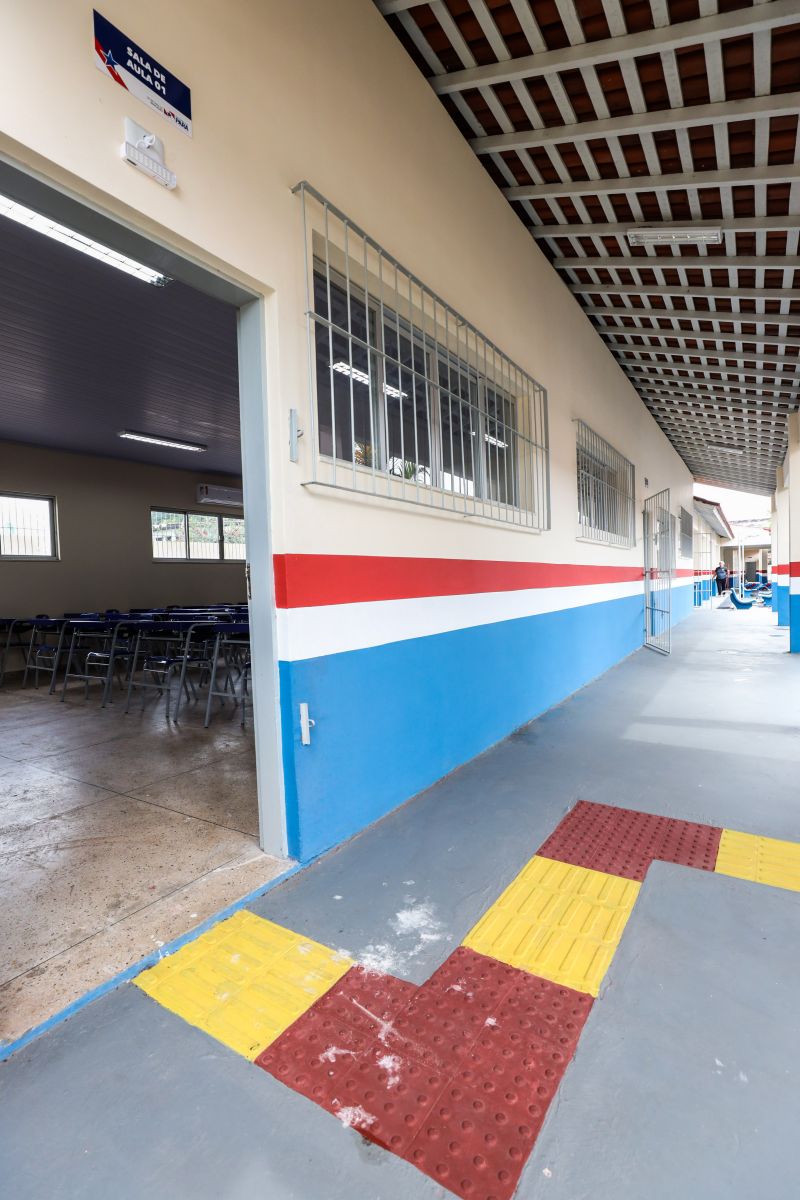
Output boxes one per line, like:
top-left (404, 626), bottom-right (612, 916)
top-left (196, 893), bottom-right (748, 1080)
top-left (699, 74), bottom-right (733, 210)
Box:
top-left (277, 579), bottom-right (649, 661)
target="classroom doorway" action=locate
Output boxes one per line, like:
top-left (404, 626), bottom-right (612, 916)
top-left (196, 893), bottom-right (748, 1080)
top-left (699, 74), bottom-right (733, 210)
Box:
top-left (0, 160), bottom-right (288, 1045)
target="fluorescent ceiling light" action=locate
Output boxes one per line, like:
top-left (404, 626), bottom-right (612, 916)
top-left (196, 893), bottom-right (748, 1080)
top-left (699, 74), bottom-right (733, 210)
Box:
top-left (627, 226), bottom-right (723, 247)
top-left (708, 444), bottom-right (744, 455)
top-left (119, 430), bottom-right (207, 452)
top-left (332, 360), bottom-right (406, 399)
top-left (0, 193), bottom-right (169, 285)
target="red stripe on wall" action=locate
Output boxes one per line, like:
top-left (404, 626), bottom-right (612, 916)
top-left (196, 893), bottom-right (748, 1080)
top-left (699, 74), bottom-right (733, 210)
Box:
top-left (274, 555), bottom-right (645, 609)
top-left (790, 562), bottom-right (800, 577)
top-left (775, 564), bottom-right (790, 575)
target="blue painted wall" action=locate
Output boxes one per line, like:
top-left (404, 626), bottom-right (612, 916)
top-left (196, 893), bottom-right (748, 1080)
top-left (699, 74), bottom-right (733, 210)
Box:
top-left (777, 584), bottom-right (790, 626)
top-left (790, 594), bottom-right (800, 653)
top-left (280, 582), bottom-right (697, 862)
top-left (280, 592), bottom-right (646, 861)
top-left (693, 579), bottom-right (713, 606)
top-left (672, 582), bottom-right (693, 625)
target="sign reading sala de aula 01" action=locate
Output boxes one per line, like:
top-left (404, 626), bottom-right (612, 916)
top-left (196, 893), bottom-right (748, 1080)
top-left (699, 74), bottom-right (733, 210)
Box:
top-left (93, 10), bottom-right (192, 137)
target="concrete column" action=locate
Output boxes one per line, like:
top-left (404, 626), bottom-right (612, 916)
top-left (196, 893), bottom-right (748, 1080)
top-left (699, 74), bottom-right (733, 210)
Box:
top-left (770, 492), bottom-right (778, 612)
top-left (776, 466), bottom-right (790, 627)
top-left (787, 414), bottom-right (800, 651)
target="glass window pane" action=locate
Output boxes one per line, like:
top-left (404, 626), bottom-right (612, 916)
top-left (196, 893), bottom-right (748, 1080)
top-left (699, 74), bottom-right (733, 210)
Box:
top-left (313, 272), bottom-right (378, 467)
top-left (222, 516), bottom-right (246, 560)
top-left (438, 359), bottom-right (478, 497)
top-left (384, 322), bottom-right (430, 483)
top-left (484, 387), bottom-right (516, 506)
top-left (151, 510), bottom-right (187, 559)
top-left (0, 494), bottom-right (54, 557)
top-left (188, 513), bottom-right (221, 559)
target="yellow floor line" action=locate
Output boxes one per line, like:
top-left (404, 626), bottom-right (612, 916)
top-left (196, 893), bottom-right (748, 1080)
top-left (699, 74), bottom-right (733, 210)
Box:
top-left (463, 855), bottom-right (640, 997)
top-left (135, 909), bottom-right (353, 1058)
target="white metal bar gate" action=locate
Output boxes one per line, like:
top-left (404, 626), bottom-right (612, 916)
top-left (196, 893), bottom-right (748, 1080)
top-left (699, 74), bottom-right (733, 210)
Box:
top-left (643, 488), bottom-right (672, 654)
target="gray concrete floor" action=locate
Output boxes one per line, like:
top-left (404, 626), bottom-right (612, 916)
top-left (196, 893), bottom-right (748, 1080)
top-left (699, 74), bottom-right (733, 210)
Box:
top-left (2, 604), bottom-right (799, 1199)
top-left (0, 681), bottom-right (288, 1043)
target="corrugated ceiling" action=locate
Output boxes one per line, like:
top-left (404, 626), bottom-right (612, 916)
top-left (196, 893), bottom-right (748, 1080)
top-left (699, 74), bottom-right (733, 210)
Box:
top-left (376, 0), bottom-right (800, 493)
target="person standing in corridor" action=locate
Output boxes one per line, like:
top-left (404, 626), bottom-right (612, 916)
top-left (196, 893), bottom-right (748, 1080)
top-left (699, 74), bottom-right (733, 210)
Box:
top-left (714, 562), bottom-right (729, 594)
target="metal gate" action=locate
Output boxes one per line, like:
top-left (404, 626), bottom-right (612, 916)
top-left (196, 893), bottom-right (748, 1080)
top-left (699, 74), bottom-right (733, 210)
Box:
top-left (643, 488), bottom-right (672, 654)
top-left (693, 520), bottom-right (712, 608)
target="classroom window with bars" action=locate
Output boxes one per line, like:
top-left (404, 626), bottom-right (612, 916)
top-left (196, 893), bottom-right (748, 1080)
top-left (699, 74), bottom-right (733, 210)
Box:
top-left (150, 510), bottom-right (246, 561)
top-left (297, 182), bottom-right (550, 531)
top-left (576, 421), bottom-right (635, 548)
top-left (0, 493), bottom-right (57, 559)
top-left (679, 506), bottom-right (693, 560)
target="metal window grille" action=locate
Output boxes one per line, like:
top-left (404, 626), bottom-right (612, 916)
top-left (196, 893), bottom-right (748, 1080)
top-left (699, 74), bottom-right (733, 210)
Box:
top-left (150, 510), bottom-right (246, 561)
top-left (575, 421), bottom-right (635, 547)
top-left (679, 506), bottom-right (693, 559)
top-left (693, 518), bottom-right (712, 607)
top-left (0, 492), bottom-right (57, 559)
top-left (295, 181), bottom-right (550, 531)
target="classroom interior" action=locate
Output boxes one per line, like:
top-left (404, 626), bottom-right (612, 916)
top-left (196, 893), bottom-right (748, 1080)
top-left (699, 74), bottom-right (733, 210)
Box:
top-left (0, 200), bottom-right (287, 1043)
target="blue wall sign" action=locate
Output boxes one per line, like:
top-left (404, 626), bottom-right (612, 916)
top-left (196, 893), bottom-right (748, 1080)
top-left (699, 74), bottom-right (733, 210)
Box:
top-left (93, 10), bottom-right (192, 137)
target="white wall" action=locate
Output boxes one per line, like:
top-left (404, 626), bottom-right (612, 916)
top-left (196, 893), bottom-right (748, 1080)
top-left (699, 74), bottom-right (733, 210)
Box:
top-left (1, 1), bottom-right (698, 859)
top-left (0, 0), bottom-right (694, 571)
top-left (0, 441), bottom-right (245, 615)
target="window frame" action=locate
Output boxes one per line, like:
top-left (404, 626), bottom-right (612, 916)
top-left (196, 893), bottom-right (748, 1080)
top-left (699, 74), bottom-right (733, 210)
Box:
top-left (679, 506), bottom-right (693, 560)
top-left (150, 507), bottom-right (246, 563)
top-left (0, 491), bottom-right (59, 561)
top-left (575, 421), bottom-right (635, 549)
top-left (311, 262), bottom-right (523, 512)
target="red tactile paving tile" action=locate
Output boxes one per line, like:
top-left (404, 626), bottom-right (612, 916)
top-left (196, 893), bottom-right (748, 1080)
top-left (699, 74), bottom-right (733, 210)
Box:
top-left (254, 1004), bottom-right (374, 1104)
top-left (312, 964), bottom-right (418, 1035)
top-left (536, 799), bottom-right (723, 881)
top-left (333, 1045), bottom-right (446, 1154)
top-left (255, 964), bottom-right (417, 1096)
top-left (405, 1079), bottom-right (544, 1200)
top-left (258, 950), bottom-right (593, 1200)
top-left (424, 945), bottom-right (522, 997)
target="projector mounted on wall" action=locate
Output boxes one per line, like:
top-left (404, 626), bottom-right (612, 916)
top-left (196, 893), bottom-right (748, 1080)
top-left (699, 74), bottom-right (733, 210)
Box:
top-left (197, 484), bottom-right (244, 508)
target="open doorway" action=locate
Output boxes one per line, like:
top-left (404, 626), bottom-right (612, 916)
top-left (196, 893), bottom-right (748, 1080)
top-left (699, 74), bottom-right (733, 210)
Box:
top-left (0, 162), bottom-right (288, 1045)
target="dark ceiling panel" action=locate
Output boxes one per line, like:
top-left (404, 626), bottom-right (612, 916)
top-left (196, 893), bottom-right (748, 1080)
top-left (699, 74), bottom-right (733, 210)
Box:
top-left (0, 215), bottom-right (240, 474)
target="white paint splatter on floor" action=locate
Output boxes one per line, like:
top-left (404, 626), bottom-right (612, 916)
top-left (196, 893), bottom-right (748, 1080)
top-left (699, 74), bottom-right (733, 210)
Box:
top-left (377, 1053), bottom-right (402, 1088)
top-left (339, 898), bottom-right (446, 977)
top-left (335, 1104), bottom-right (375, 1129)
top-left (319, 1046), bottom-right (356, 1064)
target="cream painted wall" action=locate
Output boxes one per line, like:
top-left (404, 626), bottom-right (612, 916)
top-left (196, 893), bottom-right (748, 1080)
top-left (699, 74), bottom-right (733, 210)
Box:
top-left (0, 0), bottom-right (694, 573)
top-left (0, 442), bottom-right (245, 615)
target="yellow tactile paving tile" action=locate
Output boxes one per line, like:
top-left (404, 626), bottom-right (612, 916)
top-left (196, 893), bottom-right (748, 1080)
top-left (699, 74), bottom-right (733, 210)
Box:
top-left (135, 910), bottom-right (353, 1058)
top-left (715, 828), bottom-right (800, 893)
top-left (463, 855), bottom-right (640, 996)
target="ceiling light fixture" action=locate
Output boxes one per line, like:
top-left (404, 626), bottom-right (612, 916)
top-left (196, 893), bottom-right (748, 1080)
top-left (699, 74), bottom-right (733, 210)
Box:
top-left (331, 360), bottom-right (407, 399)
top-left (626, 226), bottom-right (723, 247)
top-left (119, 430), bottom-right (207, 452)
top-left (707, 444), bottom-right (744, 456)
top-left (0, 193), bottom-right (169, 285)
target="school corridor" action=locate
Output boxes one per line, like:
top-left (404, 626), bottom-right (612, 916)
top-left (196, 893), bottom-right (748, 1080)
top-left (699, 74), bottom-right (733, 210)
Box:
top-left (2, 602), bottom-right (798, 1200)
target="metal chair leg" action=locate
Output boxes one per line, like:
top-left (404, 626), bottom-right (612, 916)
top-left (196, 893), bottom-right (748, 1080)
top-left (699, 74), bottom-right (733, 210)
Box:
top-left (48, 625), bottom-right (67, 695)
top-left (203, 633), bottom-right (222, 728)
top-left (60, 630), bottom-right (79, 702)
top-left (21, 627), bottom-right (37, 689)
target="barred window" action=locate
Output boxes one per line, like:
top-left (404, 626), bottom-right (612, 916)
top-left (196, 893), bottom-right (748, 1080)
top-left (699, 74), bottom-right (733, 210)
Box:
top-left (151, 510), bottom-right (246, 561)
top-left (576, 421), bottom-right (635, 547)
top-left (679, 506), bottom-right (693, 559)
top-left (298, 183), bottom-right (549, 531)
top-left (0, 493), bottom-right (57, 559)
